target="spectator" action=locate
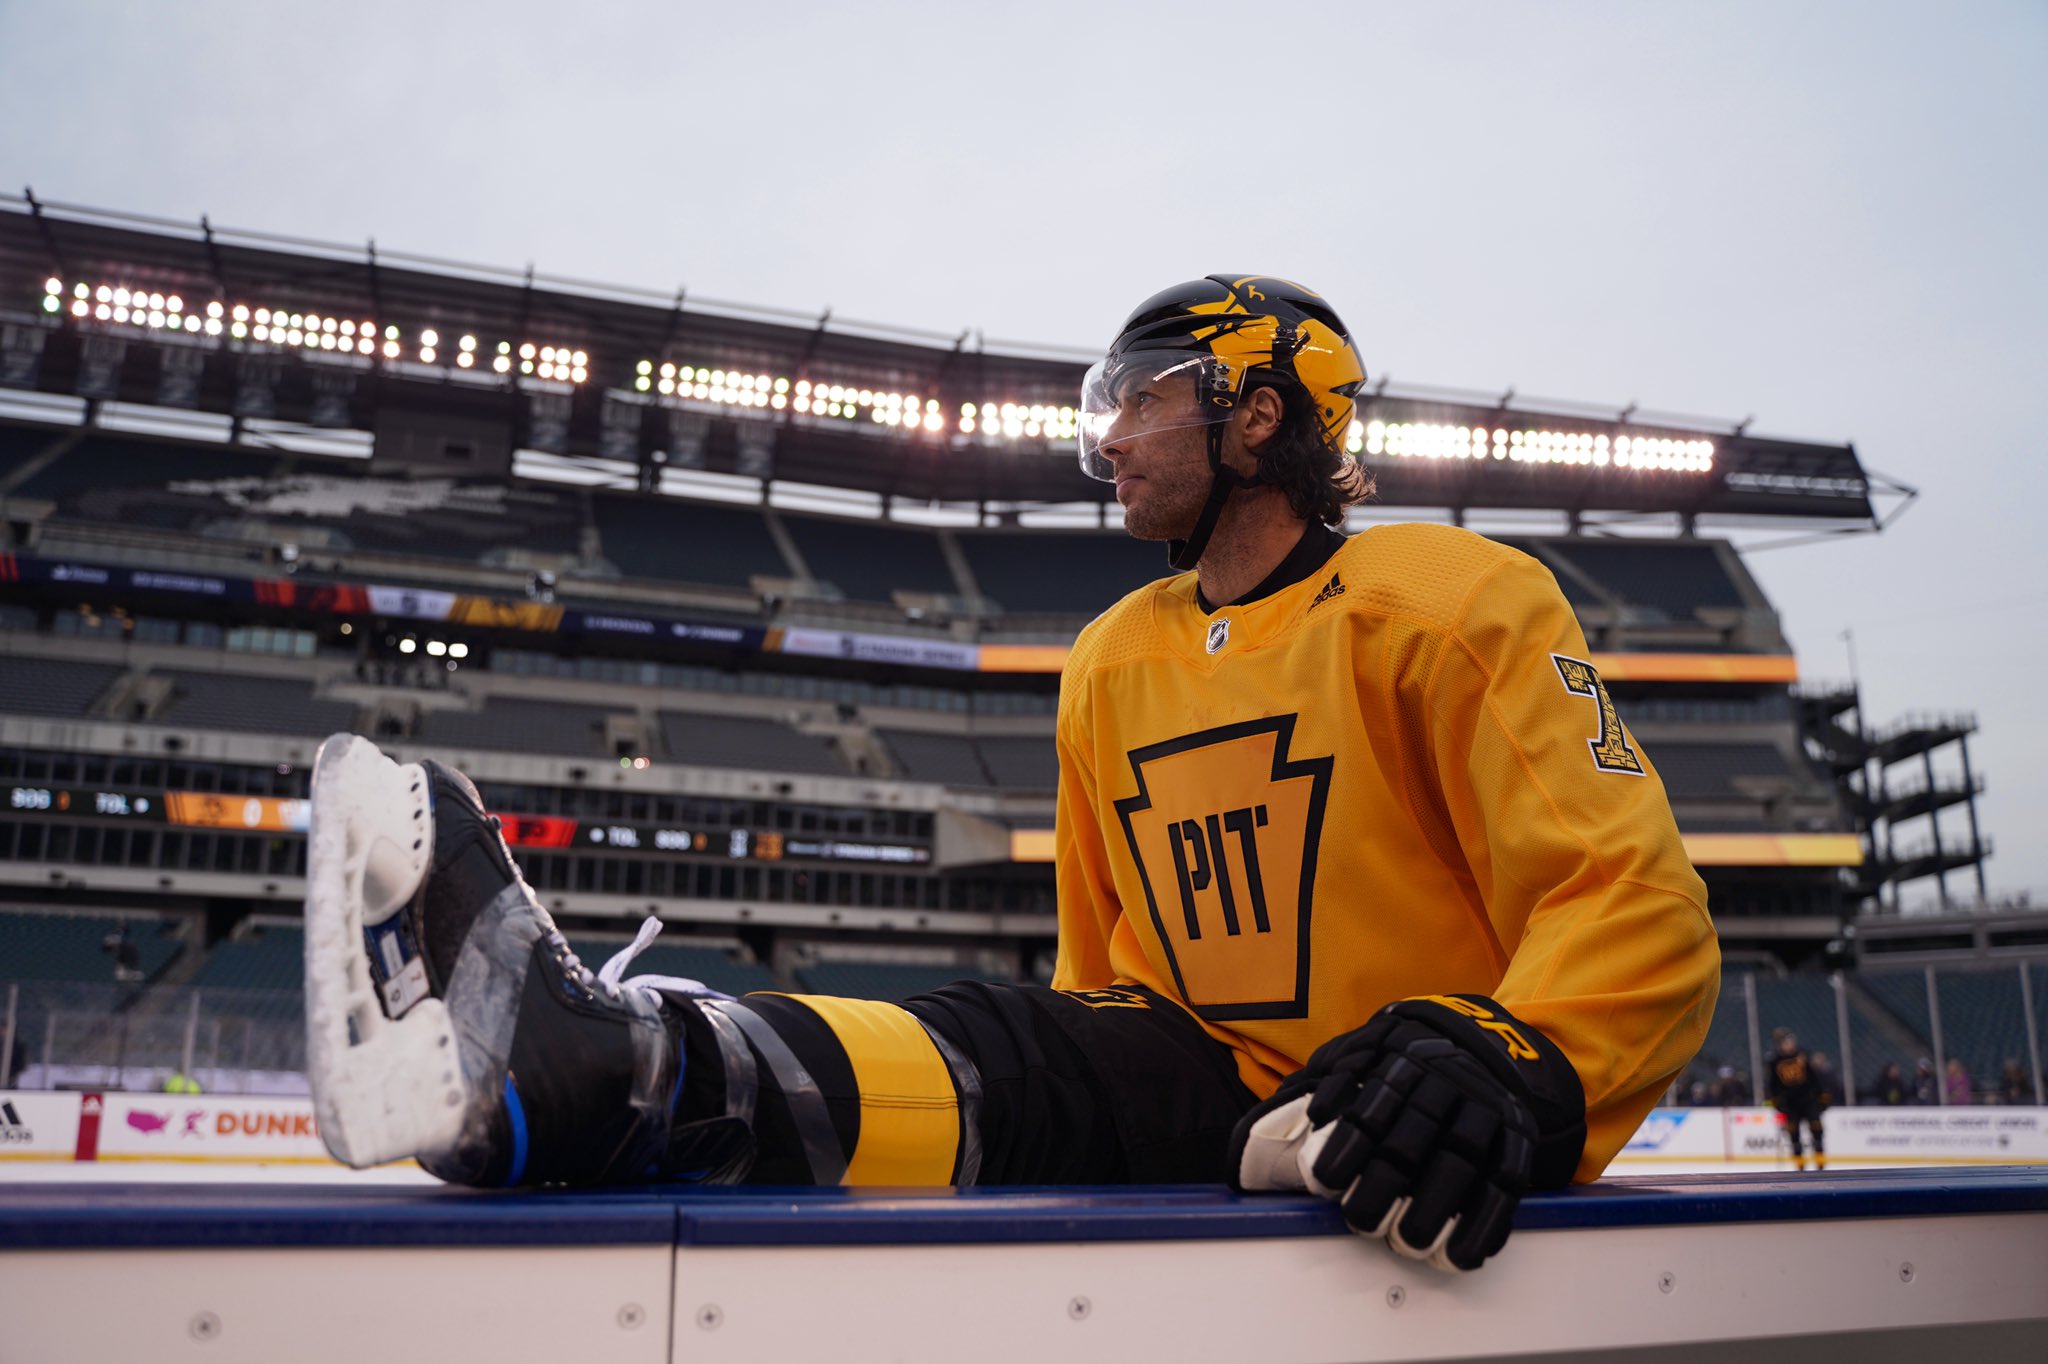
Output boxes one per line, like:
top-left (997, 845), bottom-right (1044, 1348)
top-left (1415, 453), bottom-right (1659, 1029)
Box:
top-left (1943, 1057), bottom-right (1973, 1106)
top-left (1997, 1059), bottom-right (2030, 1106)
top-left (1866, 1062), bottom-right (1910, 1106)
top-left (1913, 1057), bottom-right (1938, 1105)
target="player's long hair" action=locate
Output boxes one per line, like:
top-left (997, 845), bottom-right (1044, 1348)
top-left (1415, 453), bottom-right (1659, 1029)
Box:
top-left (1255, 382), bottom-right (1375, 527)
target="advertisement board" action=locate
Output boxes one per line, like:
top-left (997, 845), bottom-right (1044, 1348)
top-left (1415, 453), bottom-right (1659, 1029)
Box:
top-left (91, 1092), bottom-right (329, 1163)
top-left (0, 1091), bottom-right (84, 1160)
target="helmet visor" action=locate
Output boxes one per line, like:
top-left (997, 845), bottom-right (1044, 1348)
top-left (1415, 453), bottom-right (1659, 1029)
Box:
top-left (1076, 348), bottom-right (1250, 481)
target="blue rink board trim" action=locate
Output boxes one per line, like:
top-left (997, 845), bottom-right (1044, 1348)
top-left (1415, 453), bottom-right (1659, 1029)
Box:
top-left (3, 1169), bottom-right (2045, 1251)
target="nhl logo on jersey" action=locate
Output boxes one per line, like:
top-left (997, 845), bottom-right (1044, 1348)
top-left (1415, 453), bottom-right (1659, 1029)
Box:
top-left (1205, 617), bottom-right (1231, 655)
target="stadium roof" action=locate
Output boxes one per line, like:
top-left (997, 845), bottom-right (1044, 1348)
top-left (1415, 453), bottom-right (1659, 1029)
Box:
top-left (0, 194), bottom-right (1888, 524)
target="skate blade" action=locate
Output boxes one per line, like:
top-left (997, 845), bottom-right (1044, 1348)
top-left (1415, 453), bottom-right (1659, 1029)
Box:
top-left (304, 733), bottom-right (465, 1169)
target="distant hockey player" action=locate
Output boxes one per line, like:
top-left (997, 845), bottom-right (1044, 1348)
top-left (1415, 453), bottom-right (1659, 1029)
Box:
top-left (304, 276), bottom-right (1718, 1272)
top-left (1767, 1029), bottom-right (1827, 1170)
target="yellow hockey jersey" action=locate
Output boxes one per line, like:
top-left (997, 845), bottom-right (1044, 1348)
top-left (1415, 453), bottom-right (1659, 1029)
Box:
top-left (1050, 523), bottom-right (1720, 1180)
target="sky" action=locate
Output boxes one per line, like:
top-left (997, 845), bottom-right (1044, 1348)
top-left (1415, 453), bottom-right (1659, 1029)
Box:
top-left (2, 1), bottom-right (2043, 902)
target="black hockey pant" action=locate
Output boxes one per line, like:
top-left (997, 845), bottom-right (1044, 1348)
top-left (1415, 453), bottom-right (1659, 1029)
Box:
top-left (1780, 1107), bottom-right (1824, 1158)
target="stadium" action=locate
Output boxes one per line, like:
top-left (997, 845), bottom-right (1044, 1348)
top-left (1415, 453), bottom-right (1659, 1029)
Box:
top-left (2, 194), bottom-right (2044, 1357)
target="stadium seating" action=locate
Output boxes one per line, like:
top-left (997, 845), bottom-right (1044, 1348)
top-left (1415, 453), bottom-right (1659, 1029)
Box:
top-left (974, 735), bottom-right (1058, 790)
top-left (1754, 975), bottom-right (1911, 1088)
top-left (783, 515), bottom-right (956, 602)
top-left (189, 924), bottom-right (304, 993)
top-left (1859, 971), bottom-right (1935, 1046)
top-left (8, 434), bottom-right (279, 523)
top-left (1497, 540), bottom-right (1608, 607)
top-left (417, 696), bottom-right (622, 758)
top-left (0, 910), bottom-right (184, 984)
top-left (1694, 969), bottom-right (1756, 1077)
top-left (1540, 540), bottom-right (1746, 619)
top-left (794, 960), bottom-right (1003, 1001)
top-left (291, 481), bottom-right (583, 565)
top-left (0, 656), bottom-right (124, 718)
top-left (877, 729), bottom-right (990, 786)
top-left (152, 670), bottom-right (359, 736)
top-left (1931, 968), bottom-right (2035, 1093)
top-left (1645, 742), bottom-right (1799, 800)
top-left (582, 939), bottom-right (780, 997)
top-left (0, 419), bottom-right (49, 479)
top-left (957, 531), bottom-right (1166, 613)
top-left (659, 710), bottom-right (848, 776)
top-left (594, 493), bottom-right (787, 587)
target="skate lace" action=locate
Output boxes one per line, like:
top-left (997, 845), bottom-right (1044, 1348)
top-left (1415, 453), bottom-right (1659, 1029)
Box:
top-left (595, 915), bottom-right (735, 1005)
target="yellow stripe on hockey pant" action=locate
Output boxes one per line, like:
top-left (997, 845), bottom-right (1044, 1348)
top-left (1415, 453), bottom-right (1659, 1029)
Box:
top-left (792, 995), bottom-right (960, 1185)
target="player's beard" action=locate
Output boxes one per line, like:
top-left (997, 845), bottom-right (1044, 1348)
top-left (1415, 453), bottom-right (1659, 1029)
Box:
top-left (1116, 428), bottom-right (1214, 543)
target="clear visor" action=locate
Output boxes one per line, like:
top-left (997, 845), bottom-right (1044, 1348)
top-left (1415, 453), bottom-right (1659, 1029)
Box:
top-left (1076, 348), bottom-right (1249, 481)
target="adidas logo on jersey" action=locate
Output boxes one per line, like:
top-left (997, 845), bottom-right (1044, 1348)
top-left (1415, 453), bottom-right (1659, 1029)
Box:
top-left (1307, 572), bottom-right (1346, 612)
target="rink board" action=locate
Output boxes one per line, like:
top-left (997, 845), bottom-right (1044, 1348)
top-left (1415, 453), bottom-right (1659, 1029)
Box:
top-left (3, 1170), bottom-right (2046, 1362)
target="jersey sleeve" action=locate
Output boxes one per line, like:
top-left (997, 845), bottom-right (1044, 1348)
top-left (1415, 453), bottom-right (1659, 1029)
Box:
top-left (1427, 552), bottom-right (1720, 1179)
top-left (1050, 679), bottom-right (1120, 993)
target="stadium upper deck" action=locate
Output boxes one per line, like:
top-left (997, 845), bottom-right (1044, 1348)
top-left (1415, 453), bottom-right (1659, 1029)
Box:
top-left (0, 194), bottom-right (1893, 523)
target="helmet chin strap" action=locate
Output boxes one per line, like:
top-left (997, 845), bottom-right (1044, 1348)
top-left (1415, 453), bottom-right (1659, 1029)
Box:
top-left (1167, 419), bottom-right (1262, 572)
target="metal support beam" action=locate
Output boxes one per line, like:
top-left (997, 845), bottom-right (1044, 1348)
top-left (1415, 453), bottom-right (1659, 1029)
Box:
top-left (2021, 962), bottom-right (2044, 1108)
top-left (1922, 747), bottom-right (1949, 910)
top-left (1928, 965), bottom-right (1949, 1105)
top-left (1832, 972), bottom-right (1855, 1107)
top-left (1958, 733), bottom-right (1988, 899)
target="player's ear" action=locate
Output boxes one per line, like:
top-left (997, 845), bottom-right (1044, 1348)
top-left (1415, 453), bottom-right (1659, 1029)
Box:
top-left (1240, 385), bottom-right (1286, 451)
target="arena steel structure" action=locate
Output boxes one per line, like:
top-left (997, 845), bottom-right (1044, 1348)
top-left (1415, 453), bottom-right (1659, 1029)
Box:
top-left (0, 192), bottom-right (1983, 988)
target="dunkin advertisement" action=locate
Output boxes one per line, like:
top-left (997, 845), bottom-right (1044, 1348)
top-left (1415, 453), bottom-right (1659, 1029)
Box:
top-left (87, 1092), bottom-right (329, 1163)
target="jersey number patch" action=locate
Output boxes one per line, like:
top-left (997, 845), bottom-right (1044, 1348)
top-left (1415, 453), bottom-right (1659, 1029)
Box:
top-left (1551, 654), bottom-right (1645, 775)
top-left (1113, 715), bottom-right (1332, 1021)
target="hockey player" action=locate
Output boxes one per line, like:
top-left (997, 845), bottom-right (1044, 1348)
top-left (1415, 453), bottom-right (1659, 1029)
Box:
top-left (1766, 1029), bottom-right (1828, 1170)
top-left (304, 276), bottom-right (1718, 1271)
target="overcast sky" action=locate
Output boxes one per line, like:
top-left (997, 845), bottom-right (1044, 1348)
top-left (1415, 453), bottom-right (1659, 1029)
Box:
top-left (3, 1), bottom-right (2043, 902)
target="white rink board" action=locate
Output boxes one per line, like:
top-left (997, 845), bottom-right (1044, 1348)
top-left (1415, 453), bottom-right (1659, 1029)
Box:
top-left (3, 1178), bottom-right (2046, 1364)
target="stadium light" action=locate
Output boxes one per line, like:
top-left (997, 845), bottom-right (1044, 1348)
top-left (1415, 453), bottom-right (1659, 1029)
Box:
top-left (961, 401), bottom-right (1077, 442)
top-left (640, 361), bottom-right (783, 411)
top-left (500, 339), bottom-right (588, 384)
top-left (632, 358), bottom-right (961, 434)
top-left (38, 277), bottom-right (564, 370)
top-left (1356, 420), bottom-right (1715, 474)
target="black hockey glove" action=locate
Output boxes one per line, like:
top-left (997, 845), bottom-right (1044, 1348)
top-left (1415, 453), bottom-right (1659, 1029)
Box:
top-left (1228, 995), bottom-right (1587, 1272)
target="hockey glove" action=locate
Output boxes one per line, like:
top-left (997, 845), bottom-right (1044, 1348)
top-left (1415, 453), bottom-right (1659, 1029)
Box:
top-left (1228, 995), bottom-right (1587, 1272)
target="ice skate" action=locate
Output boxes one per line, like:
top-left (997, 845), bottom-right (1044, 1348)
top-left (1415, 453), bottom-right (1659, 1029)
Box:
top-left (304, 732), bottom-right (719, 1185)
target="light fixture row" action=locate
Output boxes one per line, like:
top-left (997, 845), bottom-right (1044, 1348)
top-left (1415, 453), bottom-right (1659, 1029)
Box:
top-left (41, 278), bottom-right (586, 383)
top-left (1354, 420), bottom-right (1715, 473)
top-left (33, 283), bottom-right (1714, 471)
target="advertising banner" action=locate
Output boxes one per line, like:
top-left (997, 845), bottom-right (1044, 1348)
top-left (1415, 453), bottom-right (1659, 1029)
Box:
top-left (93, 1092), bottom-right (328, 1163)
top-left (365, 585), bottom-right (459, 621)
top-left (1615, 1106), bottom-right (1728, 1161)
top-left (1824, 1107), bottom-right (2048, 1163)
top-left (776, 627), bottom-right (980, 672)
top-left (1612, 1105), bottom-right (2048, 1167)
top-left (0, 1091), bottom-right (84, 1160)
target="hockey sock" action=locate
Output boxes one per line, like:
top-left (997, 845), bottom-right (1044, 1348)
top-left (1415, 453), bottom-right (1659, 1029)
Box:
top-left (669, 992), bottom-right (982, 1185)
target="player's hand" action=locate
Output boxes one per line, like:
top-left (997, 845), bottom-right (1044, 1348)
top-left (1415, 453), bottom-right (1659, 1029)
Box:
top-left (1227, 995), bottom-right (1586, 1272)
